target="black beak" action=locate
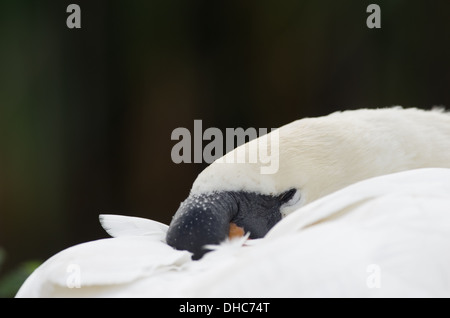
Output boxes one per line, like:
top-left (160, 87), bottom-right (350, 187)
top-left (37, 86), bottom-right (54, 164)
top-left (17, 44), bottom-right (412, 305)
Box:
top-left (166, 189), bottom-right (297, 260)
top-left (166, 192), bottom-right (238, 260)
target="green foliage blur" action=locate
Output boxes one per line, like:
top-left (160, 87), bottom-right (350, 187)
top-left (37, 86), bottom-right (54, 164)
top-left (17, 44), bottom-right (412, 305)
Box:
top-left (0, 247), bottom-right (40, 297)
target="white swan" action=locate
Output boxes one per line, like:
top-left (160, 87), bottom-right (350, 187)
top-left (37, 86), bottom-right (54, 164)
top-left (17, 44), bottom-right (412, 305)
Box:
top-left (16, 107), bottom-right (450, 297)
top-left (16, 168), bottom-right (450, 297)
top-left (167, 107), bottom-right (450, 259)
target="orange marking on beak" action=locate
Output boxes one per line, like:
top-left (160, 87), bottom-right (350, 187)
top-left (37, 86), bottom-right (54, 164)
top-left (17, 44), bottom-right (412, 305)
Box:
top-left (229, 222), bottom-right (245, 239)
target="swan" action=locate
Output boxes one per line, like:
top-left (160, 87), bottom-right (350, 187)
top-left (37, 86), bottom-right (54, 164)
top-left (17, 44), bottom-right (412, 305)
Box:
top-left (167, 107), bottom-right (450, 259)
top-left (16, 107), bottom-right (450, 297)
top-left (16, 168), bottom-right (450, 297)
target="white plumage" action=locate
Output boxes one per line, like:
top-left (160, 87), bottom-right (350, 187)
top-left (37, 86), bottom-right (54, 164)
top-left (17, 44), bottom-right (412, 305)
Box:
top-left (16, 168), bottom-right (450, 297)
top-left (15, 107), bottom-right (450, 297)
top-left (193, 107), bottom-right (450, 210)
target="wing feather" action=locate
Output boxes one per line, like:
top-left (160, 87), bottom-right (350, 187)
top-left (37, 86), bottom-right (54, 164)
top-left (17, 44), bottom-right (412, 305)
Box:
top-left (99, 214), bottom-right (168, 241)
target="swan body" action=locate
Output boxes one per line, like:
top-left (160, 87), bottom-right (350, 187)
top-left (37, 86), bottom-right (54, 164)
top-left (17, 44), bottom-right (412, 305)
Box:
top-left (16, 168), bottom-right (450, 297)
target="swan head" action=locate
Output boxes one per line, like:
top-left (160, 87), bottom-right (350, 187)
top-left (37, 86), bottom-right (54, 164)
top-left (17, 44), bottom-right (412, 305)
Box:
top-left (166, 108), bottom-right (450, 259)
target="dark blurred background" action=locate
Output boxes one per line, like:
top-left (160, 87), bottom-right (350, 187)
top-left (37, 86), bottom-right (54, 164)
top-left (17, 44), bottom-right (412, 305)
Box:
top-left (0, 0), bottom-right (449, 295)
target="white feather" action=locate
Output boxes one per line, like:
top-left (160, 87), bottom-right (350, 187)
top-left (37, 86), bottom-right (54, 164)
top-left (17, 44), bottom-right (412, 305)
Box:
top-left (16, 168), bottom-right (450, 297)
top-left (99, 214), bottom-right (168, 241)
top-left (16, 236), bottom-right (192, 297)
